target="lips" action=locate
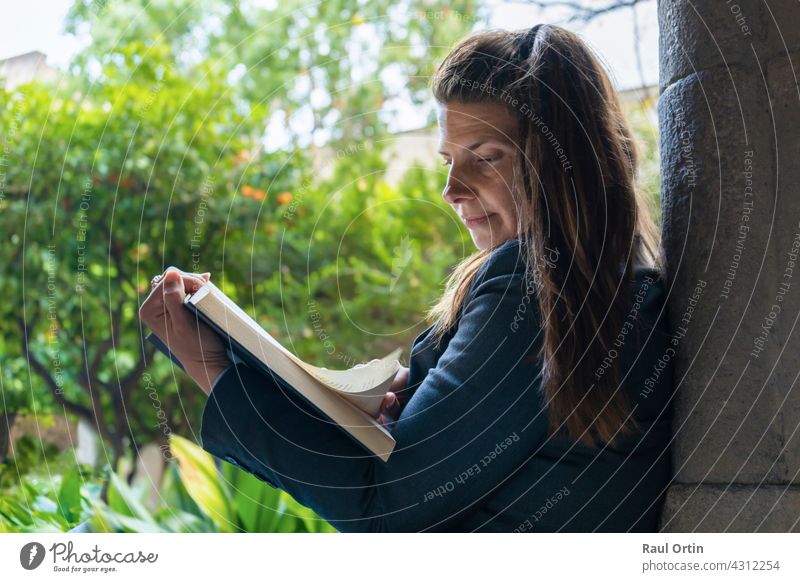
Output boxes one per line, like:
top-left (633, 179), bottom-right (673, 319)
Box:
top-left (462, 213), bottom-right (495, 227)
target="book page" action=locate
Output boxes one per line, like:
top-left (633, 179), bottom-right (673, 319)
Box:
top-left (285, 348), bottom-right (402, 394)
top-left (191, 283), bottom-right (403, 396)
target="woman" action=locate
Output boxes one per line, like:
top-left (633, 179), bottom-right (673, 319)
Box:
top-left (139, 24), bottom-right (674, 532)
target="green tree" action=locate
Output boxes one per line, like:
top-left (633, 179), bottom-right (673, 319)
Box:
top-left (1, 0), bottom-right (479, 494)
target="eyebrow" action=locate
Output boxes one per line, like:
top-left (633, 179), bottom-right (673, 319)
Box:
top-left (437, 139), bottom-right (496, 156)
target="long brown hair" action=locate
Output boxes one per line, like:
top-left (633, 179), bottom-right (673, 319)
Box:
top-left (427, 25), bottom-right (663, 449)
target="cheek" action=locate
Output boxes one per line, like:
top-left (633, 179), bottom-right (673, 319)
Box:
top-left (482, 163), bottom-right (516, 210)
top-left (487, 156), bottom-right (514, 182)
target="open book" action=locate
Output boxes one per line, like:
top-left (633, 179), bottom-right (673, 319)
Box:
top-left (145, 281), bottom-right (401, 462)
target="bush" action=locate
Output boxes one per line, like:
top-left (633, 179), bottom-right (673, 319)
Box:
top-left (0, 435), bottom-right (336, 533)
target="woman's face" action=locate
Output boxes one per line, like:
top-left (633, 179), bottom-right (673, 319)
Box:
top-left (437, 100), bottom-right (520, 251)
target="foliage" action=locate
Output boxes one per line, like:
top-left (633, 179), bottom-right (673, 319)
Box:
top-left (0, 436), bottom-right (61, 490)
top-left (65, 0), bottom-right (484, 150)
top-left (0, 0), bottom-right (479, 471)
top-left (0, 434), bottom-right (336, 533)
top-left (622, 96), bottom-right (661, 226)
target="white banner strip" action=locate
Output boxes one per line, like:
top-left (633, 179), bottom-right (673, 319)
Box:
top-left (1, 533), bottom-right (797, 581)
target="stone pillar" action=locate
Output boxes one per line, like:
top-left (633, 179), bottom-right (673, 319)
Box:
top-left (658, 0), bottom-right (800, 531)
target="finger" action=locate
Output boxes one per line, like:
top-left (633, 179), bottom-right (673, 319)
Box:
top-left (385, 393), bottom-right (401, 417)
top-left (380, 392), bottom-right (401, 418)
top-left (143, 269), bottom-right (205, 319)
top-left (392, 367), bottom-right (410, 404)
top-left (378, 411), bottom-right (399, 427)
top-left (377, 411), bottom-right (395, 427)
top-left (379, 392), bottom-right (395, 412)
top-left (162, 269), bottom-right (187, 319)
top-left (159, 266), bottom-right (208, 290)
top-left (139, 283), bottom-right (166, 320)
top-left (182, 275), bottom-right (206, 294)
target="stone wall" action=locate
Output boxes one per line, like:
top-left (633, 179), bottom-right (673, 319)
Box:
top-left (658, 0), bottom-right (800, 532)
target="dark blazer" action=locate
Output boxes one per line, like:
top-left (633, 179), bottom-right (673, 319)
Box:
top-left (200, 237), bottom-right (675, 532)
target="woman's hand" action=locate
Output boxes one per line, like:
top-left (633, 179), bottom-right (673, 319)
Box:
top-left (376, 365), bottom-right (410, 427)
top-left (139, 267), bottom-right (232, 395)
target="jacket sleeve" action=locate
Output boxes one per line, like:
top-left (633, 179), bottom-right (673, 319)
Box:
top-left (199, 272), bottom-right (548, 532)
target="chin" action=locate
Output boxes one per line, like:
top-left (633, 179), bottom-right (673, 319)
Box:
top-left (470, 234), bottom-right (488, 251)
top-left (471, 233), bottom-right (498, 251)
top-left (472, 232), bottom-right (511, 251)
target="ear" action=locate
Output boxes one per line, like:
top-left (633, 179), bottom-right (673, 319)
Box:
top-left (201, 272), bottom-right (211, 281)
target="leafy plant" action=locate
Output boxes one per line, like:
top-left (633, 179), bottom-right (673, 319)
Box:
top-left (1, 0), bottom-right (480, 481)
top-left (0, 434), bottom-right (337, 533)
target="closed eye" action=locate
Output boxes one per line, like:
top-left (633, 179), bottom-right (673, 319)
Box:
top-left (476, 151), bottom-right (502, 164)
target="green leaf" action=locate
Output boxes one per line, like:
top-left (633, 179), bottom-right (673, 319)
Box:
top-left (31, 509), bottom-right (69, 530)
top-left (0, 497), bottom-right (33, 526)
top-left (88, 500), bottom-right (163, 533)
top-left (153, 508), bottom-right (213, 533)
top-left (24, 520), bottom-right (63, 533)
top-left (87, 500), bottom-right (114, 533)
top-left (107, 472), bottom-right (157, 525)
top-left (160, 460), bottom-right (203, 515)
top-left (220, 461), bottom-right (284, 532)
top-left (58, 465), bottom-right (83, 523)
top-left (169, 434), bottom-right (236, 532)
top-left (282, 493), bottom-right (337, 533)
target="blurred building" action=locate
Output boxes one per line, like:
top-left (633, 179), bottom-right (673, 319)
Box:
top-left (0, 50), bottom-right (58, 90)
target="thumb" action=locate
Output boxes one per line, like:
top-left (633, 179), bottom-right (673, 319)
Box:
top-left (382, 392), bottom-right (400, 416)
top-left (162, 269), bottom-right (186, 316)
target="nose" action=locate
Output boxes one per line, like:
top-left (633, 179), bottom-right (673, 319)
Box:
top-left (442, 164), bottom-right (476, 205)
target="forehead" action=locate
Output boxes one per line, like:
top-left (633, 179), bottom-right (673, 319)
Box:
top-left (436, 101), bottom-right (518, 147)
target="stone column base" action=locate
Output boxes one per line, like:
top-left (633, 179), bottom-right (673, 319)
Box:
top-left (660, 484), bottom-right (800, 532)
